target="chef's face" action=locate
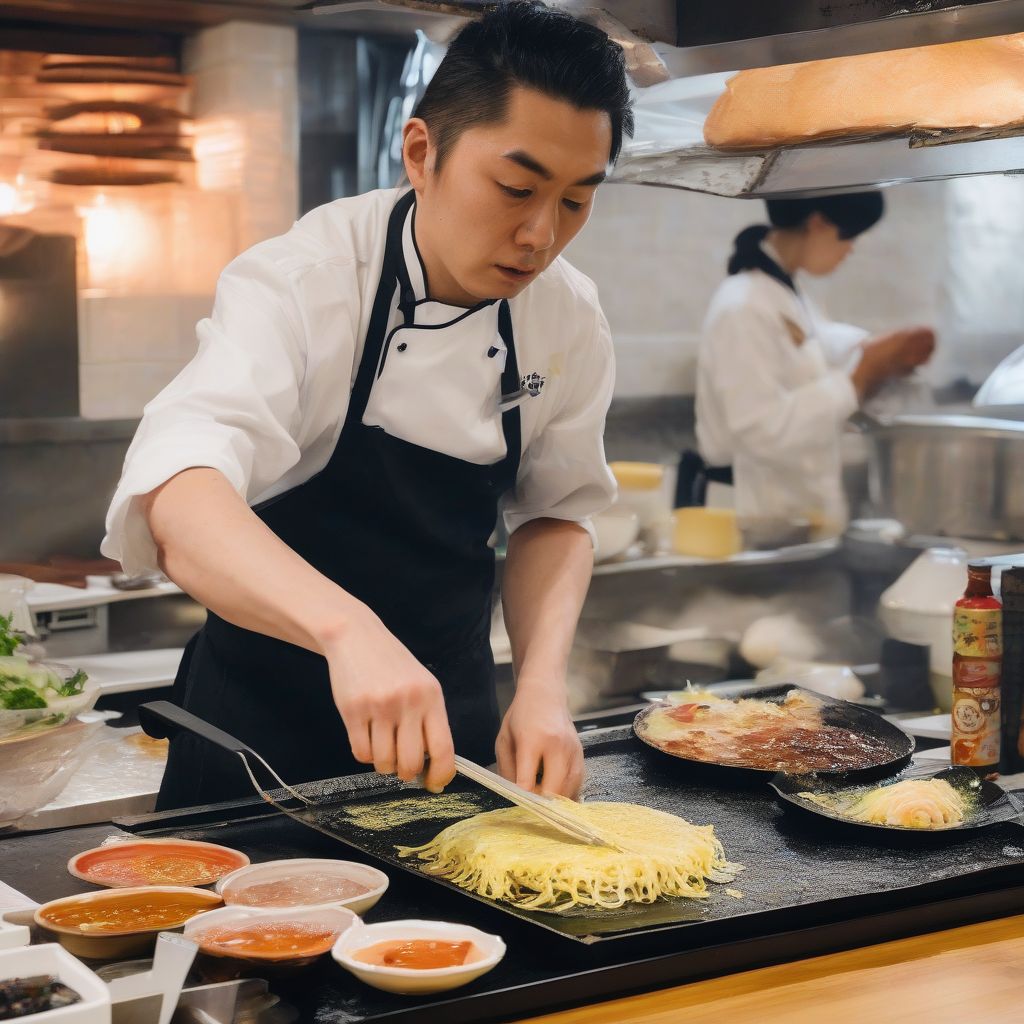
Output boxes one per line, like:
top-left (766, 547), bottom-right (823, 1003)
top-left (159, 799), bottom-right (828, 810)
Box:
top-left (403, 86), bottom-right (612, 305)
top-left (801, 213), bottom-right (856, 276)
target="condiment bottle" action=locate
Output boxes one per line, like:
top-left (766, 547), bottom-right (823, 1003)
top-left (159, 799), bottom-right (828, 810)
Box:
top-left (951, 562), bottom-right (1001, 776)
top-left (997, 566), bottom-right (1024, 774)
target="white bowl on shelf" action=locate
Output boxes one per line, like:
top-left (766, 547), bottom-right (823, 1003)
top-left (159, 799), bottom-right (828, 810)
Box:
top-left (332, 919), bottom-right (505, 995)
top-left (592, 509), bottom-right (640, 563)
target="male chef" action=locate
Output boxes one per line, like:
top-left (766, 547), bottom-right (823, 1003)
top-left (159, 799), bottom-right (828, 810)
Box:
top-left (103, 0), bottom-right (632, 807)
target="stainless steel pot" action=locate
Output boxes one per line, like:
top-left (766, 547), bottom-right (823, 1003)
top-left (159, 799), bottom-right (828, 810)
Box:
top-left (863, 413), bottom-right (1024, 541)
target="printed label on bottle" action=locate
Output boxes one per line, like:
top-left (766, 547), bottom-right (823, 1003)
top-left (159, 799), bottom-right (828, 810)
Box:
top-left (952, 657), bottom-right (1000, 689)
top-left (952, 686), bottom-right (1001, 767)
top-left (953, 608), bottom-right (1002, 658)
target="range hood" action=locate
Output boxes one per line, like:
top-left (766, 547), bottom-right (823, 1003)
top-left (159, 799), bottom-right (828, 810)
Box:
top-left (4, 0), bottom-right (1024, 197)
top-left (311, 0), bottom-right (1024, 198)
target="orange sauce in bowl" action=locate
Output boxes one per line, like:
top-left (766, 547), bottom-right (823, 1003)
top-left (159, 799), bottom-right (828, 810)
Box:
top-left (40, 890), bottom-right (220, 934)
top-left (353, 939), bottom-right (480, 969)
top-left (74, 842), bottom-right (247, 887)
top-left (193, 921), bottom-right (339, 959)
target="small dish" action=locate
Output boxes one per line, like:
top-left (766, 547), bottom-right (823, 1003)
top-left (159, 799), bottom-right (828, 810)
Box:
top-left (69, 838), bottom-right (249, 889)
top-left (0, 942), bottom-right (111, 1020)
top-left (332, 919), bottom-right (505, 995)
top-left (35, 886), bottom-right (222, 960)
top-left (216, 858), bottom-right (388, 916)
top-left (184, 905), bottom-right (357, 969)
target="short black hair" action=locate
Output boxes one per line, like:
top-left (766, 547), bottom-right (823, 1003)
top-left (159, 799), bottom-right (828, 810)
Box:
top-left (766, 191), bottom-right (885, 240)
top-left (414, 0), bottom-right (634, 170)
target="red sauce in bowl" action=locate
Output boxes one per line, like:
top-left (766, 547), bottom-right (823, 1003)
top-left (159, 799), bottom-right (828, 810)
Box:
top-left (353, 939), bottom-right (480, 970)
top-left (194, 921), bottom-right (339, 960)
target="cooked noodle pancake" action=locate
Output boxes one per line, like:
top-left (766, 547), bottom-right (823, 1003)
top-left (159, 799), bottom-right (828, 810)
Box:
top-left (397, 801), bottom-right (740, 913)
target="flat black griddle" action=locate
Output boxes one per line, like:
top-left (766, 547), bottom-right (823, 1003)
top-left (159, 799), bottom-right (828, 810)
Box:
top-left (8, 726), bottom-right (1024, 1024)
top-left (132, 707), bottom-right (1023, 950)
top-left (633, 686), bottom-right (915, 781)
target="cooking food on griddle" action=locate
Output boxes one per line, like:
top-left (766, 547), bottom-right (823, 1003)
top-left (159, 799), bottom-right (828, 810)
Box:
top-left (0, 975), bottom-right (80, 1018)
top-left (353, 939), bottom-right (481, 969)
top-left (799, 778), bottom-right (969, 829)
top-left (397, 800), bottom-right (740, 913)
top-left (638, 690), bottom-right (895, 772)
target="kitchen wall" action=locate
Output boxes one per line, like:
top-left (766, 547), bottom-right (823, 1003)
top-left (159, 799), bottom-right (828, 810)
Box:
top-left (78, 21), bottom-right (300, 421)
top-left (566, 176), bottom-right (1024, 400)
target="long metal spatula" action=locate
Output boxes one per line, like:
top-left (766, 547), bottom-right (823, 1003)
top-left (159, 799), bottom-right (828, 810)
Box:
top-left (139, 702), bottom-right (620, 848)
top-left (453, 755), bottom-right (621, 849)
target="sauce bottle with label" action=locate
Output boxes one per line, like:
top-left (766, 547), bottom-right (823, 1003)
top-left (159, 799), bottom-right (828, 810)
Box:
top-left (951, 562), bottom-right (1002, 776)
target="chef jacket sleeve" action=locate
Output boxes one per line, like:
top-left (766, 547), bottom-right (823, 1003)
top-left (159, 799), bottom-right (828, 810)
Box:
top-left (101, 248), bottom-right (315, 577)
top-left (502, 305), bottom-right (617, 548)
top-left (705, 304), bottom-right (858, 462)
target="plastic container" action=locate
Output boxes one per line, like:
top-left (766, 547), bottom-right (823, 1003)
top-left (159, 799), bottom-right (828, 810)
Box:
top-left (0, 942), bottom-right (111, 1021)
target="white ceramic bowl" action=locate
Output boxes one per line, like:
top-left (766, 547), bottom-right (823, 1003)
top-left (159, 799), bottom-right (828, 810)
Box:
top-left (0, 943), bottom-right (110, 1021)
top-left (69, 837), bottom-right (249, 889)
top-left (592, 509), bottom-right (639, 563)
top-left (332, 919), bottom-right (505, 996)
top-left (216, 858), bottom-right (388, 917)
top-left (184, 904), bottom-right (357, 966)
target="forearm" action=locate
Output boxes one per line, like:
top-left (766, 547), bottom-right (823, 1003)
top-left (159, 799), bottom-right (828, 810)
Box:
top-left (142, 467), bottom-right (368, 655)
top-left (501, 518), bottom-right (594, 693)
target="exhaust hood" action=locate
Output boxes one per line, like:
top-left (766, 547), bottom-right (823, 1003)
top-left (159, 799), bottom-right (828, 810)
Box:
top-left (4, 0), bottom-right (1024, 197)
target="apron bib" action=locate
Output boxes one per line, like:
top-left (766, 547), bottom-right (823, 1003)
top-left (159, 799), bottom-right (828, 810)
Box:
top-left (158, 190), bottom-right (522, 808)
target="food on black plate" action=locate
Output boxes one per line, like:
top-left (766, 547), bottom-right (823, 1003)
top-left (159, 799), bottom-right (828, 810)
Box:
top-left (637, 690), bottom-right (896, 773)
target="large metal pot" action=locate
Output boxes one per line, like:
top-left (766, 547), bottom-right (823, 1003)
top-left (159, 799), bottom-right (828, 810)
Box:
top-left (863, 414), bottom-right (1024, 541)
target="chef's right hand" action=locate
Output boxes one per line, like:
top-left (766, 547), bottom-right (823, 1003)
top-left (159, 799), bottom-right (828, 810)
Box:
top-left (853, 326), bottom-right (936, 400)
top-left (322, 607), bottom-right (456, 793)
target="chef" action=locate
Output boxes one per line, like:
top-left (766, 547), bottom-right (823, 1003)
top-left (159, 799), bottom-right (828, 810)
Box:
top-left (691, 192), bottom-right (936, 532)
top-left (101, 1), bottom-right (633, 807)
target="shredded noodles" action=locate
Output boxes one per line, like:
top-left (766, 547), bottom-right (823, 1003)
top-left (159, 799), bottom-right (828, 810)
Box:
top-left (397, 800), bottom-right (741, 913)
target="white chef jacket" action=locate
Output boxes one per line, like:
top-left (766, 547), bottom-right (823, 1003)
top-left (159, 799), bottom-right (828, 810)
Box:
top-left (102, 188), bottom-right (617, 577)
top-left (974, 344), bottom-right (1024, 407)
top-left (695, 257), bottom-right (859, 531)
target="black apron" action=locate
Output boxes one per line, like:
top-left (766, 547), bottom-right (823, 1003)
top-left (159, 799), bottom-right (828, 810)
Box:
top-left (158, 190), bottom-right (522, 809)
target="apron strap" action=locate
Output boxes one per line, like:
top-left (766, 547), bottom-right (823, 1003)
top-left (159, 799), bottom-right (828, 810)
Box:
top-left (496, 299), bottom-right (522, 480)
top-left (348, 189), bottom-right (416, 423)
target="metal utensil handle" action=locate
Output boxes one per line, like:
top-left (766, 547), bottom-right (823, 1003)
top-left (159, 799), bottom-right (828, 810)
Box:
top-left (453, 755), bottom-right (614, 847)
top-left (138, 701), bottom-right (313, 806)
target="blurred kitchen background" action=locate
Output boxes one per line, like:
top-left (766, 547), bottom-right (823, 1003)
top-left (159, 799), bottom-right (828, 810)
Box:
top-left (3, 0), bottom-right (1024, 827)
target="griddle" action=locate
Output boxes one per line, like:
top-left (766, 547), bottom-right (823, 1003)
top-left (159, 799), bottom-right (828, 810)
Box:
top-left (4, 729), bottom-right (1024, 1023)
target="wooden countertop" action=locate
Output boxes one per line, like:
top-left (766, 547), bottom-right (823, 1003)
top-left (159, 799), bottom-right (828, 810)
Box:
top-left (517, 914), bottom-right (1024, 1024)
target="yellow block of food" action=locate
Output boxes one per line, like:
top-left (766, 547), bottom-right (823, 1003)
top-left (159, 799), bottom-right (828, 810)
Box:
top-left (609, 461), bottom-right (664, 491)
top-left (673, 507), bottom-right (742, 560)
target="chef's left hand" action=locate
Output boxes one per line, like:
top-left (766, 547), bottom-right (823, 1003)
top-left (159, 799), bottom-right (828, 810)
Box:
top-left (495, 682), bottom-right (584, 798)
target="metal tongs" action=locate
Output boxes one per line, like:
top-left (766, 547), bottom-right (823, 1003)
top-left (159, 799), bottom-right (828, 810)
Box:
top-left (453, 755), bottom-right (621, 849)
top-left (138, 702), bottom-right (621, 849)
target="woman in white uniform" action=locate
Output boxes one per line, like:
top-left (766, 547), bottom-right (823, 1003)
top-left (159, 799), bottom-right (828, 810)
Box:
top-left (692, 193), bottom-right (936, 534)
top-left (102, 2), bottom-right (631, 807)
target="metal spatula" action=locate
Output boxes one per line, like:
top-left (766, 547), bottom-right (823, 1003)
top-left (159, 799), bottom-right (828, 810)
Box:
top-left (453, 755), bottom-right (622, 849)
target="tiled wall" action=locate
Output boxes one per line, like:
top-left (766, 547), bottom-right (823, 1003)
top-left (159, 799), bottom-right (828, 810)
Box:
top-left (566, 177), bottom-right (1024, 398)
top-left (78, 22), bottom-right (300, 420)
